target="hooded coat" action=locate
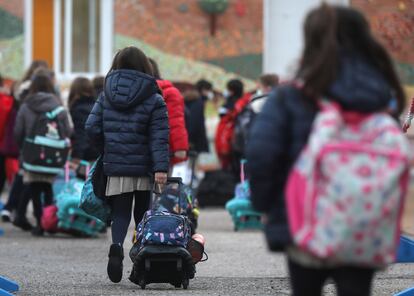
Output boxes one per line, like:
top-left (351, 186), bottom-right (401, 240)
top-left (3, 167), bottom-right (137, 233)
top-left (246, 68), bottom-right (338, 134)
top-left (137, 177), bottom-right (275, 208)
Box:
top-left (70, 96), bottom-right (100, 161)
top-left (14, 92), bottom-right (71, 148)
top-left (246, 54), bottom-right (394, 251)
top-left (184, 91), bottom-right (209, 153)
top-left (157, 80), bottom-right (189, 164)
top-left (85, 69), bottom-right (169, 177)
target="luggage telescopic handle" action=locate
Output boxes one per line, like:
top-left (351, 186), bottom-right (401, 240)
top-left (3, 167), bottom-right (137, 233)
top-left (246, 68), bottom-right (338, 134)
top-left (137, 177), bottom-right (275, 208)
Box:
top-left (188, 150), bottom-right (198, 157)
top-left (151, 177), bottom-right (184, 212)
top-left (167, 177), bottom-right (183, 185)
top-left (166, 177), bottom-right (185, 214)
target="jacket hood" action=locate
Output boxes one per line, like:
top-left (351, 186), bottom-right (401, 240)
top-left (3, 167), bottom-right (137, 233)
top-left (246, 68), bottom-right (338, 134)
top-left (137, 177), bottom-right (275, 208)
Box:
top-left (327, 54), bottom-right (392, 113)
top-left (104, 69), bottom-right (159, 110)
top-left (25, 92), bottom-right (61, 113)
top-left (157, 79), bottom-right (173, 91)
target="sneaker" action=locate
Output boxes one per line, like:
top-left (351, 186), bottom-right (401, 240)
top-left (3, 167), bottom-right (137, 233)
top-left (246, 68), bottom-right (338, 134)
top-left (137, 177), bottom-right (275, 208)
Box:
top-left (31, 226), bottom-right (44, 237)
top-left (1, 210), bottom-right (11, 222)
top-left (13, 217), bottom-right (34, 231)
top-left (107, 243), bottom-right (123, 283)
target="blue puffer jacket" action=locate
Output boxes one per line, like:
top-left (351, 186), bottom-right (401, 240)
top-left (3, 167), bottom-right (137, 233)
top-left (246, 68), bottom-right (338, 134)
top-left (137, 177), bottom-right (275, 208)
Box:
top-left (246, 54), bottom-right (393, 251)
top-left (85, 69), bottom-right (169, 176)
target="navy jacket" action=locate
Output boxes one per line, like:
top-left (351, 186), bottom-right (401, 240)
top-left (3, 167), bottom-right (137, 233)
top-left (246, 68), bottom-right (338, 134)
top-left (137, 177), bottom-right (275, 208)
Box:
top-left (184, 94), bottom-right (209, 153)
top-left (70, 96), bottom-right (100, 161)
top-left (85, 69), bottom-right (169, 176)
top-left (246, 55), bottom-right (393, 251)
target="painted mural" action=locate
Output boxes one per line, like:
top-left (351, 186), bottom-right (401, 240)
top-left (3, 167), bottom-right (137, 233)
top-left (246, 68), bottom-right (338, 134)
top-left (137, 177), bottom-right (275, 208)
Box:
top-left (352, 0), bottom-right (414, 85)
top-left (0, 0), bottom-right (413, 89)
top-left (0, 0), bottom-right (24, 80)
top-left (113, 0), bottom-right (263, 90)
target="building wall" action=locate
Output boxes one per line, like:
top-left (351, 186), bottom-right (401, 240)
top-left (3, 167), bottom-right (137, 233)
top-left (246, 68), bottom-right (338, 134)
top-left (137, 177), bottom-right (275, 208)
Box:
top-left (114, 0), bottom-right (263, 89)
top-left (351, 0), bottom-right (414, 84)
top-left (0, 0), bottom-right (412, 87)
top-left (0, 0), bottom-right (24, 80)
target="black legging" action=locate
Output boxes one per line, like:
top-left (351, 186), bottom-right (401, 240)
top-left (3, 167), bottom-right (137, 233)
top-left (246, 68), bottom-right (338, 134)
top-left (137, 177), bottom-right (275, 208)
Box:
top-left (288, 258), bottom-right (375, 296)
top-left (110, 191), bottom-right (151, 245)
top-left (17, 182), bottom-right (53, 226)
top-left (4, 173), bottom-right (24, 212)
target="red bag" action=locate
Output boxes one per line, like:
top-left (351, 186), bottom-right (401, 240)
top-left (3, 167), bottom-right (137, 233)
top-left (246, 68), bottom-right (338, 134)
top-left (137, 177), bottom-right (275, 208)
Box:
top-left (215, 94), bottom-right (251, 168)
top-left (0, 93), bottom-right (13, 141)
top-left (5, 158), bottom-right (19, 184)
top-left (41, 205), bottom-right (59, 233)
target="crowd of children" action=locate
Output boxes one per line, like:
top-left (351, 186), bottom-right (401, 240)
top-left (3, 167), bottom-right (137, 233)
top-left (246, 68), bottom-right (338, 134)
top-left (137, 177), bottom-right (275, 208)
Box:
top-left (0, 3), bottom-right (413, 295)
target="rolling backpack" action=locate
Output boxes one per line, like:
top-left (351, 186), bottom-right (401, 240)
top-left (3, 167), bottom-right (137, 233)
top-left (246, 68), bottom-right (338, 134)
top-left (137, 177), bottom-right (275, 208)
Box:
top-left (22, 106), bottom-right (70, 175)
top-left (285, 101), bottom-right (411, 266)
top-left (43, 163), bottom-right (106, 236)
top-left (134, 210), bottom-right (191, 249)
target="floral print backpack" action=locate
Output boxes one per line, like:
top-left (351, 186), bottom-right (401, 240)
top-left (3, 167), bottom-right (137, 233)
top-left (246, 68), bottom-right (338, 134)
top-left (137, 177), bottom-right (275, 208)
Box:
top-left (285, 101), bottom-right (411, 266)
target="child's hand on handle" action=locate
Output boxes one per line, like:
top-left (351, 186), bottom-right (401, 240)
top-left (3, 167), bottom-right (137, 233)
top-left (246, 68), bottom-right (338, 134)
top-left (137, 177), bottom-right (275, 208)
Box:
top-left (403, 121), bottom-right (411, 133)
top-left (154, 172), bottom-right (168, 184)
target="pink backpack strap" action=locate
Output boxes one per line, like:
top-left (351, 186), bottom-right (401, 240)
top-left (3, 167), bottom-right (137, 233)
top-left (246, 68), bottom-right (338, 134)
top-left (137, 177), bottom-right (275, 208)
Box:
top-left (240, 159), bottom-right (247, 183)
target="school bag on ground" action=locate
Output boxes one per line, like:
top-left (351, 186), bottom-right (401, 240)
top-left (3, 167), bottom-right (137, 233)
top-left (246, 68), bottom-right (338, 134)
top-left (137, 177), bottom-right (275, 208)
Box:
top-left (226, 160), bottom-right (263, 231)
top-left (22, 106), bottom-right (70, 174)
top-left (196, 169), bottom-right (237, 207)
top-left (43, 164), bottom-right (105, 236)
top-left (129, 177), bottom-right (196, 290)
top-left (285, 101), bottom-right (411, 266)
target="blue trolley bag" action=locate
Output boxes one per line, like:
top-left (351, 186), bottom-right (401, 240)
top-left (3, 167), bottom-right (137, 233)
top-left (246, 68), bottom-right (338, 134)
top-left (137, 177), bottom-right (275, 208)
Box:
top-left (129, 177), bottom-right (195, 290)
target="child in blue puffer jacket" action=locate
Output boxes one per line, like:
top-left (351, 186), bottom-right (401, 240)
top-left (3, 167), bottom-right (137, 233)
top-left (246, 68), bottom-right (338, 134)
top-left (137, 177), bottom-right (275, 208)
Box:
top-left (86, 46), bottom-right (169, 283)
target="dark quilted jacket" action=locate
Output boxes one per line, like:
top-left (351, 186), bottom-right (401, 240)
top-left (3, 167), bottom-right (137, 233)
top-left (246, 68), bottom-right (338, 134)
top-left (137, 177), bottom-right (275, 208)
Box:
top-left (247, 54), bottom-right (393, 251)
top-left (85, 69), bottom-right (169, 176)
top-left (70, 96), bottom-right (100, 161)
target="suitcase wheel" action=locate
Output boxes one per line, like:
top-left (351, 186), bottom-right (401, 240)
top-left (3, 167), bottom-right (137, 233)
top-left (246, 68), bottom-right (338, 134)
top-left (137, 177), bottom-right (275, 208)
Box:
top-left (182, 278), bottom-right (189, 290)
top-left (139, 279), bottom-right (146, 290)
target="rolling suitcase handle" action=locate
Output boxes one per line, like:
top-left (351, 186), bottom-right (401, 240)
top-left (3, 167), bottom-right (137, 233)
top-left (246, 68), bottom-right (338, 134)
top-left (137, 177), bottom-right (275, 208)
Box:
top-left (188, 151), bottom-right (198, 189)
top-left (151, 177), bottom-right (185, 212)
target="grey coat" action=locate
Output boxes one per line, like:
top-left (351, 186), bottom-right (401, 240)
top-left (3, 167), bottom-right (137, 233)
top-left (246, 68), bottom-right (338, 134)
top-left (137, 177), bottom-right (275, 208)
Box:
top-left (14, 92), bottom-right (72, 148)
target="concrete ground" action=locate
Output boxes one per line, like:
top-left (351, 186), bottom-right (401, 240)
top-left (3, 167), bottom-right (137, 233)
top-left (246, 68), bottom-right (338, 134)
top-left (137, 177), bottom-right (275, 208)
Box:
top-left (1, 208), bottom-right (413, 296)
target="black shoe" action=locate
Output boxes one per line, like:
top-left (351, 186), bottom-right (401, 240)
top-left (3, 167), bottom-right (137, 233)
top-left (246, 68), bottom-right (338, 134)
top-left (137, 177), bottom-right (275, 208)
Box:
top-left (31, 226), bottom-right (44, 237)
top-left (13, 217), bottom-right (34, 231)
top-left (107, 244), bottom-right (123, 283)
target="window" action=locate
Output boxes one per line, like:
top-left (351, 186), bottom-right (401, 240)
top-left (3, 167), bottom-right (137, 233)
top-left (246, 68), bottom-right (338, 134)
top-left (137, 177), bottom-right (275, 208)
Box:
top-left (54, 0), bottom-right (113, 79)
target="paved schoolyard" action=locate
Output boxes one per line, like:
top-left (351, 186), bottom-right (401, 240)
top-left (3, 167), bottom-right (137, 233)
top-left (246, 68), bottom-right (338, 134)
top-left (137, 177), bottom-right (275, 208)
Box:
top-left (0, 208), bottom-right (413, 295)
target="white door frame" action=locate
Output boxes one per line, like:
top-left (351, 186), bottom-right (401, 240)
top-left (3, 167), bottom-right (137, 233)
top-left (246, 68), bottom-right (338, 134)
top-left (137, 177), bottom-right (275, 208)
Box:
top-left (24, 0), bottom-right (33, 69)
top-left (24, 0), bottom-right (114, 81)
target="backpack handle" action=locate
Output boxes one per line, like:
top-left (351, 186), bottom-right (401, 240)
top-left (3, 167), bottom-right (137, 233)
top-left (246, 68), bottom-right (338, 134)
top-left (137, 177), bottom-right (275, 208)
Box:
top-left (240, 159), bottom-right (247, 183)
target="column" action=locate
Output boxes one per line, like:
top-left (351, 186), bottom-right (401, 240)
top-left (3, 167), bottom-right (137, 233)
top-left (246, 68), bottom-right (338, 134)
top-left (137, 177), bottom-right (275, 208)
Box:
top-left (263, 0), bottom-right (349, 78)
